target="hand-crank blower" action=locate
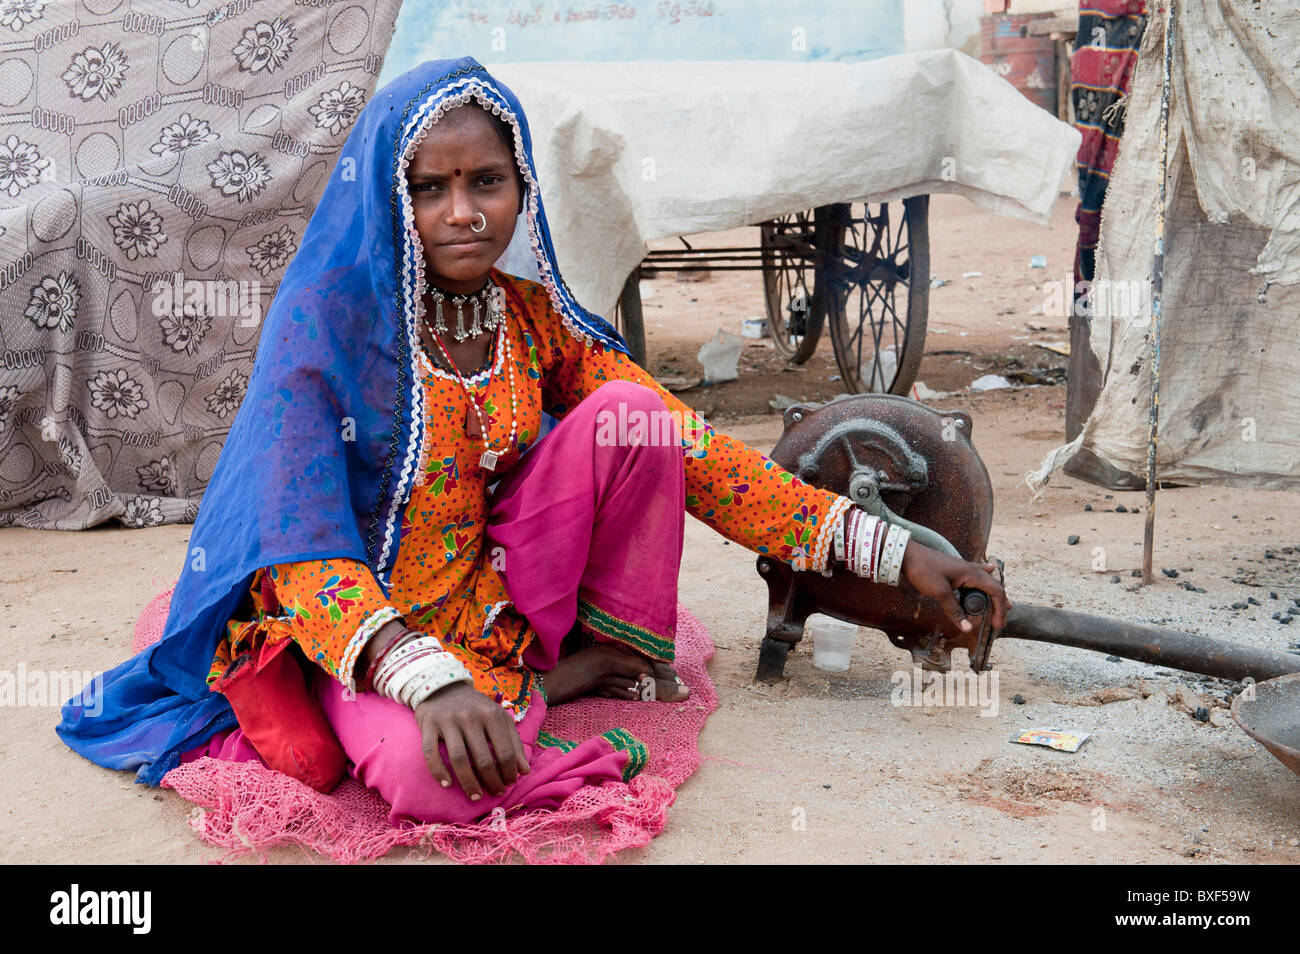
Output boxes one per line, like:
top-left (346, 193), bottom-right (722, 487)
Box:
top-left (754, 394), bottom-right (1300, 776)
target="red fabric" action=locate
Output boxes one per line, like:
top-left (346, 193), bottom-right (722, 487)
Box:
top-left (210, 635), bottom-right (347, 794)
top-left (1071, 1), bottom-right (1149, 284)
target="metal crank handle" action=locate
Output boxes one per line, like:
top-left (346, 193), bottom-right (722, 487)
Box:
top-left (956, 588), bottom-right (989, 617)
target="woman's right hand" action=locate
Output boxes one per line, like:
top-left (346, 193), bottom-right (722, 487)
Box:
top-left (414, 681), bottom-right (530, 800)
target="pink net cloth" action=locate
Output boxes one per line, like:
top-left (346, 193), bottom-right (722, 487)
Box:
top-left (132, 586), bottom-right (717, 864)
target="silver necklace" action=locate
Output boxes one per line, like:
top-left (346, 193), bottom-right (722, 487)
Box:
top-left (424, 277), bottom-right (505, 342)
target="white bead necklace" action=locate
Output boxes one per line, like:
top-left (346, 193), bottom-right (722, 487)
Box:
top-left (422, 310), bottom-right (518, 471)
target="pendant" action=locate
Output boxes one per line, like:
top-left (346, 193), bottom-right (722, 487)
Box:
top-left (465, 404), bottom-right (483, 440)
top-left (479, 450), bottom-right (499, 471)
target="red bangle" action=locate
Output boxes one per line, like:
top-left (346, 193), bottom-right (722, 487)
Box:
top-left (363, 628), bottom-right (416, 694)
top-left (869, 520), bottom-right (886, 581)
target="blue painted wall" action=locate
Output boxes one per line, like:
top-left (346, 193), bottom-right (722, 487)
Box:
top-left (378, 0), bottom-right (905, 87)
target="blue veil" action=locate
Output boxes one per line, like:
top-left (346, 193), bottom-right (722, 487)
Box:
top-left (57, 56), bottom-right (630, 786)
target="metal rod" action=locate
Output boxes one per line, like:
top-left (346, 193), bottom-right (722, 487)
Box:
top-left (643, 246), bottom-right (766, 255)
top-left (638, 264), bottom-right (770, 272)
top-left (1000, 603), bottom-right (1300, 683)
top-left (1143, 0), bottom-right (1176, 585)
top-left (640, 256), bottom-right (767, 264)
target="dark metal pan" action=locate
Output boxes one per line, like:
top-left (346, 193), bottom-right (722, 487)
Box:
top-left (1232, 673), bottom-right (1300, 778)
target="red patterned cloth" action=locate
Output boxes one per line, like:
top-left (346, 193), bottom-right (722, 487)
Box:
top-left (1072, 1), bottom-right (1149, 286)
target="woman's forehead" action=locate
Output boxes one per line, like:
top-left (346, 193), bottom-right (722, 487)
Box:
top-left (406, 105), bottom-right (515, 170)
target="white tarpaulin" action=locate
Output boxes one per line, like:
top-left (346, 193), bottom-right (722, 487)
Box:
top-left (487, 51), bottom-right (1081, 317)
top-left (1028, 1), bottom-right (1300, 495)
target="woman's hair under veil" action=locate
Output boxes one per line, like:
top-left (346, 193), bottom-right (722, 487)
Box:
top-left (57, 56), bottom-right (631, 786)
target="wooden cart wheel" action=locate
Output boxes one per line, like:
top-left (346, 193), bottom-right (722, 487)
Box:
top-left (825, 196), bottom-right (930, 395)
top-left (760, 208), bottom-right (829, 364)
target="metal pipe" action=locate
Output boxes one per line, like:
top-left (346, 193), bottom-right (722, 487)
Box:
top-left (1000, 603), bottom-right (1300, 682)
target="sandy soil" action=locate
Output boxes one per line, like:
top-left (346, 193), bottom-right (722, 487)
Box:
top-left (2, 194), bottom-right (1298, 864)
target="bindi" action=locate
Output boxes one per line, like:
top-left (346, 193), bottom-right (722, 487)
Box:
top-left (454, 168), bottom-right (461, 176)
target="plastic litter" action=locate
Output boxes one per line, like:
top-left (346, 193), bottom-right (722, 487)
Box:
top-left (860, 346), bottom-right (898, 392)
top-left (697, 329), bottom-right (743, 384)
top-left (1010, 729), bottom-right (1090, 753)
top-left (911, 381), bottom-right (956, 400)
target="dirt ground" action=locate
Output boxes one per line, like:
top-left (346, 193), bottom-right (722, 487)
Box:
top-left (3, 193), bottom-right (1298, 864)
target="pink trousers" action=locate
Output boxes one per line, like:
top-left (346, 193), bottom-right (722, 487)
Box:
top-left (185, 380), bottom-right (685, 824)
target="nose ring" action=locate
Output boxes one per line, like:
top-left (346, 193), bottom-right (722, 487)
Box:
top-left (470, 212), bottom-right (487, 233)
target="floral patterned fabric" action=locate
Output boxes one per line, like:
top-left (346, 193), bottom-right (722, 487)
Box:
top-left (212, 268), bottom-right (849, 719)
top-left (0, 0), bottom-right (401, 529)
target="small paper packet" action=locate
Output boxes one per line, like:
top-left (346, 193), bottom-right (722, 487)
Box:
top-left (1009, 729), bottom-right (1091, 753)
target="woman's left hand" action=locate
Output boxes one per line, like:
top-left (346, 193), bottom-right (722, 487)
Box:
top-left (899, 541), bottom-right (1012, 633)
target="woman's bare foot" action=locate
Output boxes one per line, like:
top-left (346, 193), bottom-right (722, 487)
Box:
top-left (542, 642), bottom-right (690, 705)
top-left (647, 660), bottom-right (690, 703)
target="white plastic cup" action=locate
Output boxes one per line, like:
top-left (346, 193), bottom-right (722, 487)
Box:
top-left (808, 614), bottom-right (858, 672)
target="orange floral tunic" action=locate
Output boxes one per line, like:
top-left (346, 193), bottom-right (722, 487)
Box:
top-left (209, 269), bottom-right (852, 720)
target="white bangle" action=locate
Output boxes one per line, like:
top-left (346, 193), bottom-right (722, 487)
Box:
top-left (882, 526), bottom-right (900, 585)
top-left (855, 513), bottom-right (874, 578)
top-left (839, 509), bottom-right (894, 581)
top-left (894, 529), bottom-right (912, 585)
top-left (845, 509), bottom-right (860, 575)
top-left (884, 526), bottom-right (911, 585)
top-left (863, 514), bottom-right (873, 582)
top-left (405, 654), bottom-right (473, 708)
top-left (395, 656), bottom-right (472, 708)
top-left (867, 518), bottom-right (884, 581)
top-left (378, 649), bottom-right (439, 702)
top-left (876, 526), bottom-right (894, 583)
top-left (372, 637), bottom-right (441, 697)
top-left (373, 636), bottom-right (472, 708)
